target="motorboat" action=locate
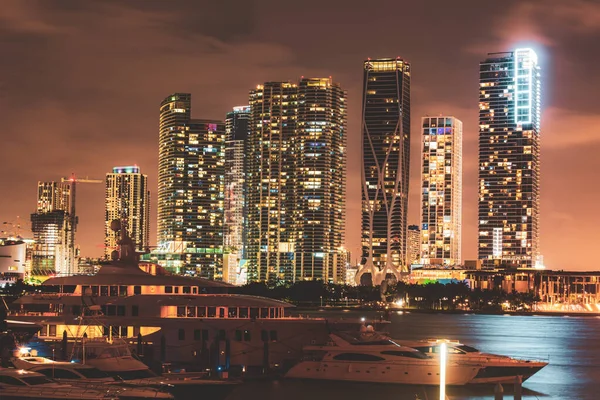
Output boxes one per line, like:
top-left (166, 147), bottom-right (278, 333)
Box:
top-left (285, 333), bottom-right (481, 386)
top-left (68, 339), bottom-right (240, 400)
top-left (0, 368), bottom-right (118, 400)
top-left (10, 356), bottom-right (174, 399)
top-left (395, 338), bottom-right (548, 385)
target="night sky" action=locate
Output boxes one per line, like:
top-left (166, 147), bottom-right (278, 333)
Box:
top-left (1, 0), bottom-right (599, 270)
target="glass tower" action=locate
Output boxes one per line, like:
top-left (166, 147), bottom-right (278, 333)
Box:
top-left (224, 106), bottom-right (250, 285)
top-left (421, 116), bottom-right (462, 266)
top-left (356, 58), bottom-right (411, 285)
top-left (478, 49), bottom-right (541, 269)
top-left (158, 93), bottom-right (225, 278)
top-left (295, 77), bottom-right (346, 283)
top-left (104, 166), bottom-right (150, 258)
top-left (246, 78), bottom-right (347, 284)
top-left (246, 82), bottom-right (298, 283)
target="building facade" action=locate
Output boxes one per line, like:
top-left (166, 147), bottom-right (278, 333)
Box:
top-left (246, 82), bottom-right (298, 283)
top-left (30, 181), bottom-right (76, 276)
top-left (406, 225), bottom-right (421, 266)
top-left (246, 79), bottom-right (347, 284)
top-left (295, 77), bottom-right (346, 283)
top-left (478, 49), bottom-right (541, 268)
top-left (421, 116), bottom-right (462, 266)
top-left (0, 239), bottom-right (27, 284)
top-left (105, 166), bottom-right (150, 257)
top-left (356, 58), bottom-right (411, 285)
top-left (158, 93), bottom-right (225, 279)
top-left (224, 106), bottom-right (250, 285)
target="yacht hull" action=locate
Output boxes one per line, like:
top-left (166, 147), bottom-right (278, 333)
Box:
top-left (285, 360), bottom-right (480, 386)
top-left (469, 363), bottom-right (546, 384)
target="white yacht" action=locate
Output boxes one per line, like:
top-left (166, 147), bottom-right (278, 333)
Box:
top-left (395, 339), bottom-right (548, 385)
top-left (0, 368), bottom-right (118, 400)
top-left (10, 356), bottom-right (174, 400)
top-left (285, 333), bottom-right (481, 386)
top-left (7, 224), bottom-right (379, 374)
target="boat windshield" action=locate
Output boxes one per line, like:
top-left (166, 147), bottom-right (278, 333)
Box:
top-left (350, 340), bottom-right (393, 346)
top-left (114, 369), bottom-right (157, 380)
top-left (21, 376), bottom-right (54, 385)
top-left (455, 345), bottom-right (479, 353)
top-left (75, 368), bottom-right (111, 379)
top-left (87, 346), bottom-right (131, 359)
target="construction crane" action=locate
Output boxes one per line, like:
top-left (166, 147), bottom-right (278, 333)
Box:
top-left (1, 216), bottom-right (22, 238)
top-left (60, 174), bottom-right (103, 264)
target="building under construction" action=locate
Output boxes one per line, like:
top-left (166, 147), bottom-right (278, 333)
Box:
top-left (30, 181), bottom-right (76, 276)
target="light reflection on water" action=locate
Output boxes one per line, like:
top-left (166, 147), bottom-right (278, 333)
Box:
top-left (225, 311), bottom-right (600, 400)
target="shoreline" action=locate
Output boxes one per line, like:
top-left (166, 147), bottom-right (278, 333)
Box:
top-left (293, 306), bottom-right (600, 318)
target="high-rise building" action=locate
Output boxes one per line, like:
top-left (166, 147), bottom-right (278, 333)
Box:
top-left (478, 49), bottom-right (541, 269)
top-left (246, 82), bottom-right (298, 283)
top-left (30, 181), bottom-right (75, 276)
top-left (421, 116), bottom-right (463, 266)
top-left (224, 106), bottom-right (250, 285)
top-left (246, 78), bottom-right (347, 284)
top-left (104, 166), bottom-right (150, 258)
top-left (356, 57), bottom-right (411, 285)
top-left (295, 77), bottom-right (347, 283)
top-left (406, 225), bottom-right (421, 266)
top-left (157, 93), bottom-right (225, 278)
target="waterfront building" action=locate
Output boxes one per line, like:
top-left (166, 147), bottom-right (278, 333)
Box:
top-left (478, 49), bottom-right (541, 269)
top-left (30, 181), bottom-right (76, 276)
top-left (406, 225), bottom-right (421, 266)
top-left (421, 116), bottom-right (462, 266)
top-left (246, 82), bottom-right (298, 283)
top-left (295, 77), bottom-right (346, 283)
top-left (157, 93), bottom-right (225, 279)
top-left (104, 166), bottom-right (150, 257)
top-left (246, 78), bottom-right (347, 284)
top-left (0, 238), bottom-right (27, 284)
top-left (224, 106), bottom-right (250, 285)
top-left (356, 57), bottom-right (411, 285)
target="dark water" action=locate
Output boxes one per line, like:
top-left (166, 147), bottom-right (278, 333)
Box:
top-left (226, 311), bottom-right (600, 400)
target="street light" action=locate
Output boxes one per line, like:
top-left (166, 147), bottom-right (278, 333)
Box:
top-left (320, 296), bottom-right (323, 307)
top-left (439, 342), bottom-right (447, 400)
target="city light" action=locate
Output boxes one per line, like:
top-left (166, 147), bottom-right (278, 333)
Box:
top-left (439, 342), bottom-right (447, 400)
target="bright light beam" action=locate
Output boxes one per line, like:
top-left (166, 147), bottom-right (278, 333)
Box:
top-left (440, 342), bottom-right (447, 400)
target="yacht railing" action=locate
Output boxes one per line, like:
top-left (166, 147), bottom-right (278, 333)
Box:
top-left (0, 385), bottom-right (118, 399)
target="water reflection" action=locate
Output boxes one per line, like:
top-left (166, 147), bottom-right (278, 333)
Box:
top-left (226, 312), bottom-right (600, 400)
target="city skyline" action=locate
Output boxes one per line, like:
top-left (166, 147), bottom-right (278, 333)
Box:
top-left (1, 1), bottom-right (599, 271)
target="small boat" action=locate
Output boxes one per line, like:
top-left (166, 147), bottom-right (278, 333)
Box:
top-left (10, 356), bottom-right (174, 400)
top-left (285, 333), bottom-right (481, 386)
top-left (71, 339), bottom-right (240, 400)
top-left (0, 368), bottom-right (118, 400)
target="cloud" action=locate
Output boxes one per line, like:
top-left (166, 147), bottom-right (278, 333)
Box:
top-left (542, 107), bottom-right (600, 148)
top-left (0, 1), bottom-right (69, 35)
top-left (464, 0), bottom-right (600, 54)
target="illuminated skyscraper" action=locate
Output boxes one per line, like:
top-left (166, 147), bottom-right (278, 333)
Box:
top-left (406, 225), bottom-right (421, 266)
top-left (356, 58), bottom-right (411, 285)
top-left (104, 166), bottom-right (150, 258)
top-left (246, 78), bottom-right (347, 284)
top-left (158, 93), bottom-right (225, 278)
top-left (421, 116), bottom-right (462, 266)
top-left (224, 106), bottom-right (250, 285)
top-left (295, 77), bottom-right (346, 283)
top-left (478, 49), bottom-right (541, 268)
top-left (246, 82), bottom-right (298, 283)
top-left (30, 181), bottom-right (75, 276)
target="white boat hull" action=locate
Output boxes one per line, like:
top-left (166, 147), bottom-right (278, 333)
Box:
top-left (285, 360), bottom-right (480, 386)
